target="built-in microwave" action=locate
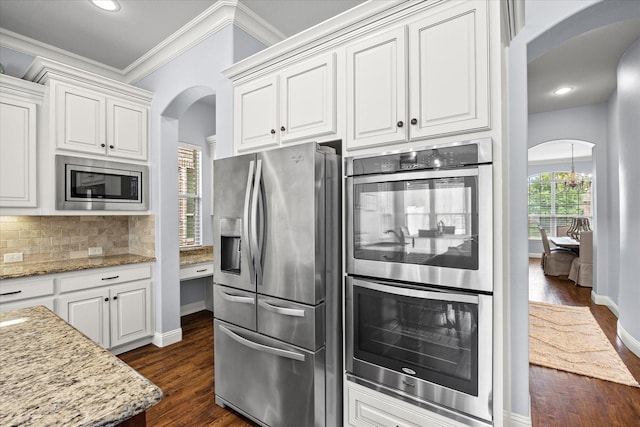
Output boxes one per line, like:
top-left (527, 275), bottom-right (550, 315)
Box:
top-left (56, 155), bottom-right (148, 211)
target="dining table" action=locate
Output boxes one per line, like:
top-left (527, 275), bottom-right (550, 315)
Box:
top-left (549, 236), bottom-right (580, 254)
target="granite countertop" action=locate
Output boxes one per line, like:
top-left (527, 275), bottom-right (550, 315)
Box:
top-left (180, 246), bottom-right (213, 266)
top-left (0, 254), bottom-right (156, 281)
top-left (0, 306), bottom-right (162, 426)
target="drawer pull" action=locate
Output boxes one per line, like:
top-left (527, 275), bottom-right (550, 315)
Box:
top-left (219, 325), bottom-right (305, 362)
top-left (0, 290), bottom-right (22, 296)
top-left (196, 269), bottom-right (208, 273)
top-left (219, 290), bottom-right (254, 304)
top-left (259, 300), bottom-right (305, 318)
top-left (101, 275), bottom-right (120, 281)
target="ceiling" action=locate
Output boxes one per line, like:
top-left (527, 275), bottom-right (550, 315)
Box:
top-left (0, 0), bottom-right (365, 70)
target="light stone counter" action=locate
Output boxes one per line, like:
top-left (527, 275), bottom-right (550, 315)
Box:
top-left (179, 246), bottom-right (213, 266)
top-left (0, 306), bottom-right (162, 426)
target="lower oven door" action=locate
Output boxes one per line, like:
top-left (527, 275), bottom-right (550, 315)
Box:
top-left (345, 277), bottom-right (492, 423)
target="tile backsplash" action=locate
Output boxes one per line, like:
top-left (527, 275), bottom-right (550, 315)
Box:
top-left (0, 215), bottom-right (155, 264)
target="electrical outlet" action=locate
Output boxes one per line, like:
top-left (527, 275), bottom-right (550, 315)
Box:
top-left (4, 253), bottom-right (23, 263)
top-left (88, 247), bottom-right (103, 256)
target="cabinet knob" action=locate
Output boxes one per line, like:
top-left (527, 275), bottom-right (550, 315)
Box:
top-left (280, 126), bottom-right (286, 131)
top-left (270, 129), bottom-right (276, 135)
top-left (109, 145), bottom-right (114, 149)
top-left (411, 118), bottom-right (418, 125)
top-left (104, 297), bottom-right (109, 302)
top-left (101, 143), bottom-right (106, 148)
top-left (397, 121), bottom-right (404, 128)
top-left (113, 296), bottom-right (118, 300)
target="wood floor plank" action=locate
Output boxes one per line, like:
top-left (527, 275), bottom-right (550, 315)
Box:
top-left (528, 258), bottom-right (640, 427)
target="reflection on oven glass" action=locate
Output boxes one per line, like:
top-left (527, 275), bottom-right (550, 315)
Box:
top-left (358, 294), bottom-right (477, 382)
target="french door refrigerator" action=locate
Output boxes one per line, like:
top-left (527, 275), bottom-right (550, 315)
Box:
top-left (212, 142), bottom-right (342, 427)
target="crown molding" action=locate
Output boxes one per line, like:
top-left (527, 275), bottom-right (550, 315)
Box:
top-left (0, 28), bottom-right (126, 82)
top-left (1, 0), bottom-right (285, 86)
top-left (0, 73), bottom-right (45, 102)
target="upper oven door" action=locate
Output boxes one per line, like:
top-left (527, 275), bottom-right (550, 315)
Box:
top-left (346, 165), bottom-right (492, 292)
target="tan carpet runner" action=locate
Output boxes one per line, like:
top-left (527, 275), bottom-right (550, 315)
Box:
top-left (529, 301), bottom-right (639, 387)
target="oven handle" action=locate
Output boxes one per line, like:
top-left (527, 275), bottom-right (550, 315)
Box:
top-left (351, 167), bottom-right (478, 185)
top-left (351, 278), bottom-right (479, 304)
top-left (219, 324), bottom-right (306, 362)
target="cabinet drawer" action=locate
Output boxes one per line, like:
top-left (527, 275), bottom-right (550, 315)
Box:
top-left (180, 263), bottom-right (214, 280)
top-left (213, 284), bottom-right (256, 331)
top-left (257, 295), bottom-right (324, 351)
top-left (58, 264), bottom-right (152, 293)
top-left (0, 278), bottom-right (54, 303)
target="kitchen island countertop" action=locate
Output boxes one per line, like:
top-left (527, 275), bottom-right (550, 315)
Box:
top-left (0, 306), bottom-right (162, 426)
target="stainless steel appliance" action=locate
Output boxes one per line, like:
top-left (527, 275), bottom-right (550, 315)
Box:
top-left (345, 138), bottom-right (493, 426)
top-left (213, 142), bottom-right (341, 427)
top-left (346, 138), bottom-right (492, 292)
top-left (56, 155), bottom-right (148, 211)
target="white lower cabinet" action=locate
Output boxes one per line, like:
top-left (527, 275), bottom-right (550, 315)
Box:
top-left (54, 263), bottom-right (153, 351)
top-left (57, 280), bottom-right (151, 349)
top-left (0, 278), bottom-right (55, 313)
top-left (345, 381), bottom-right (466, 427)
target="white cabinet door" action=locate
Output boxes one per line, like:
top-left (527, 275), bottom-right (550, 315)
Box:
top-left (408, 1), bottom-right (489, 139)
top-left (280, 53), bottom-right (336, 144)
top-left (109, 280), bottom-right (151, 347)
top-left (54, 82), bottom-right (107, 155)
top-left (58, 288), bottom-right (110, 348)
top-left (0, 96), bottom-right (37, 207)
top-left (346, 27), bottom-right (407, 151)
top-left (234, 75), bottom-right (279, 153)
top-left (106, 99), bottom-right (148, 161)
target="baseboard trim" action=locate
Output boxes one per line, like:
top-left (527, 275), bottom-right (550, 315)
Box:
top-left (618, 321), bottom-right (640, 358)
top-left (152, 328), bottom-right (183, 348)
top-left (181, 301), bottom-right (207, 317)
top-left (504, 410), bottom-right (532, 427)
top-left (591, 291), bottom-right (619, 317)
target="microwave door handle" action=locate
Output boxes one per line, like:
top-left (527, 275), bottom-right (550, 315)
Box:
top-left (258, 300), bottom-right (305, 317)
top-left (219, 324), bottom-right (305, 362)
top-left (251, 159), bottom-right (263, 286)
top-left (244, 160), bottom-right (256, 285)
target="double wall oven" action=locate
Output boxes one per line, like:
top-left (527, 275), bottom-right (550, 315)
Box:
top-left (345, 138), bottom-right (493, 426)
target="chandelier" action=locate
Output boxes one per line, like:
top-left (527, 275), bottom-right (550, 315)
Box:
top-left (563, 144), bottom-right (589, 192)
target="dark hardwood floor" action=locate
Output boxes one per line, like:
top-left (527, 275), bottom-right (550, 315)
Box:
top-left (118, 312), bottom-right (256, 427)
top-left (117, 263), bottom-right (640, 427)
top-left (528, 258), bottom-right (640, 427)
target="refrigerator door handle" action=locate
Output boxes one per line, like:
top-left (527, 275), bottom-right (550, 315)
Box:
top-left (251, 159), bottom-right (264, 286)
top-left (219, 324), bottom-right (306, 362)
top-left (219, 290), bottom-right (255, 305)
top-left (258, 300), bottom-right (306, 317)
top-left (243, 160), bottom-right (256, 285)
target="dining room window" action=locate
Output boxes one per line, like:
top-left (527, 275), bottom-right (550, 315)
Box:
top-left (178, 144), bottom-right (202, 247)
top-left (528, 172), bottom-right (592, 238)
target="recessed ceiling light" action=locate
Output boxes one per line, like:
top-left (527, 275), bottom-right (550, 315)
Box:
top-left (553, 86), bottom-right (574, 96)
top-left (90, 0), bottom-right (120, 12)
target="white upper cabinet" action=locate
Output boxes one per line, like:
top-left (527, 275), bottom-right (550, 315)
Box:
top-left (233, 53), bottom-right (337, 154)
top-left (0, 75), bottom-right (43, 209)
top-left (346, 27), bottom-right (407, 150)
top-left (234, 75), bottom-right (279, 153)
top-left (345, 0), bottom-right (490, 151)
top-left (53, 80), bottom-right (149, 161)
top-left (408, 1), bottom-right (489, 139)
top-left (279, 53), bottom-right (336, 144)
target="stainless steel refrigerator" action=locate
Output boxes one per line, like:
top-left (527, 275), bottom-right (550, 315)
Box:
top-left (212, 142), bottom-right (342, 427)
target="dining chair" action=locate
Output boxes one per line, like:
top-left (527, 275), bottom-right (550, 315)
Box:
top-left (540, 227), bottom-right (577, 276)
top-left (568, 230), bottom-right (593, 287)
top-left (556, 225), bottom-right (570, 237)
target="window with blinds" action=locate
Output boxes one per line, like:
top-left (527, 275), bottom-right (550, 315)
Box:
top-left (178, 145), bottom-right (202, 247)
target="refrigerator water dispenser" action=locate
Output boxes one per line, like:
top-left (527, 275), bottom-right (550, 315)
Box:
top-left (220, 218), bottom-right (241, 275)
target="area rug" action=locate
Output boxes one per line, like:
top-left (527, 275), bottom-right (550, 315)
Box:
top-left (529, 301), bottom-right (640, 387)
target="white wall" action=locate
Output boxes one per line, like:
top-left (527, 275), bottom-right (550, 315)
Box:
top-left (614, 37), bottom-right (640, 349)
top-left (133, 25), bottom-right (265, 338)
top-left (507, 0), bottom-right (640, 421)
